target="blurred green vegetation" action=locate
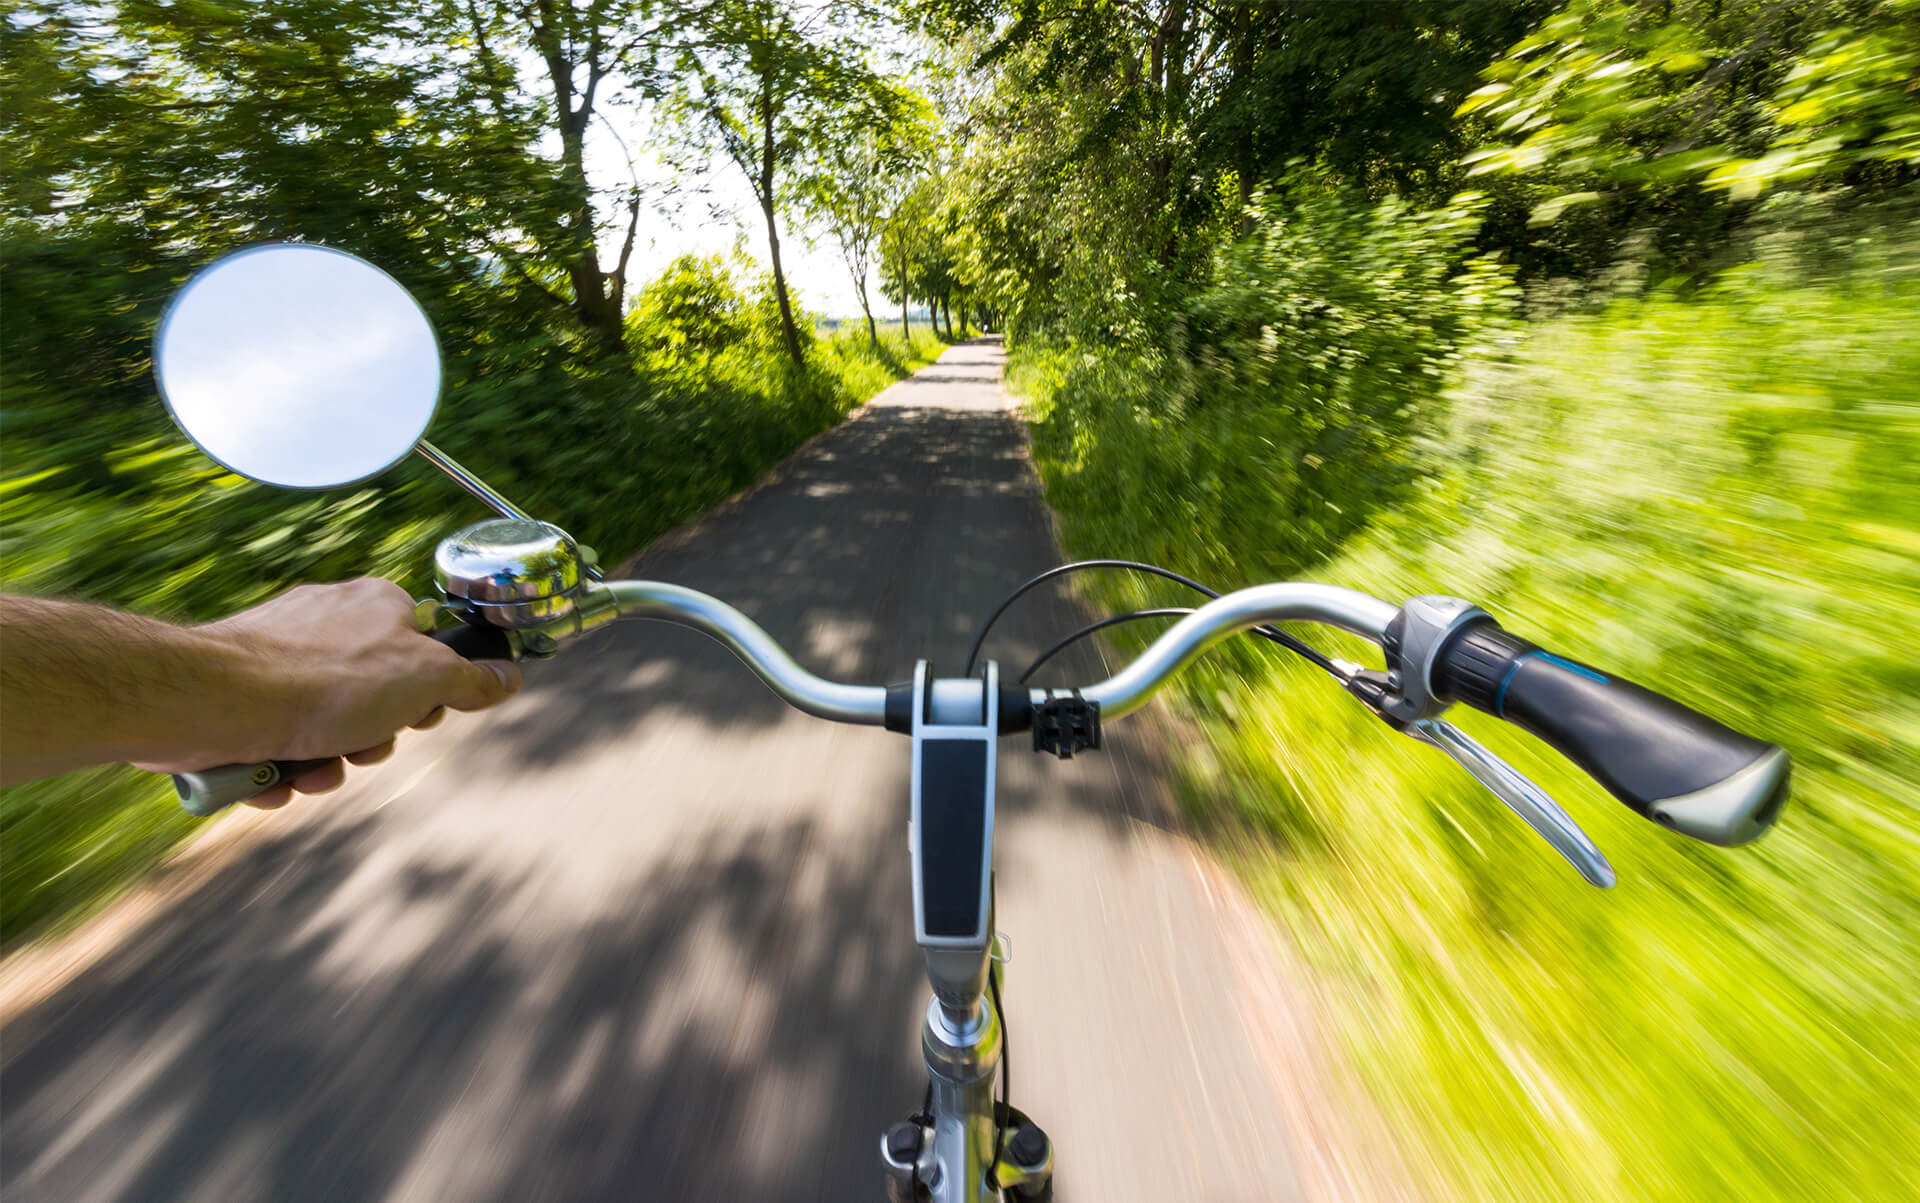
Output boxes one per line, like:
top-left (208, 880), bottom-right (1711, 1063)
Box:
top-left (6, 0), bottom-right (1918, 1193)
top-left (0, 267), bottom-right (946, 949)
top-left (1015, 233), bottom-right (1920, 1200)
top-left (937, 7), bottom-right (1919, 1191)
top-left (1, 2), bottom-right (953, 948)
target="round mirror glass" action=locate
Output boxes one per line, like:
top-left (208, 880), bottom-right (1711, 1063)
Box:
top-left (155, 243), bottom-right (440, 489)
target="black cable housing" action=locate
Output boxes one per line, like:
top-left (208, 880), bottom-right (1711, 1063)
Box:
top-left (966, 559), bottom-right (1340, 680)
top-left (986, 968), bottom-right (1010, 1188)
top-left (1018, 608), bottom-right (1197, 682)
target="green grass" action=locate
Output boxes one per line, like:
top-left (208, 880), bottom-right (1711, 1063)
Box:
top-left (0, 323), bottom-right (951, 952)
top-left (1016, 278), bottom-right (1920, 1200)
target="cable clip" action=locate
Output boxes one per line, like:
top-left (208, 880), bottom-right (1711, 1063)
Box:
top-left (1033, 690), bottom-right (1100, 759)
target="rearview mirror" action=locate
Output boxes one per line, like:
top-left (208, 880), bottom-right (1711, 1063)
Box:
top-left (154, 243), bottom-right (440, 489)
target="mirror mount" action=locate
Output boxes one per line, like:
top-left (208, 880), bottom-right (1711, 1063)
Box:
top-left (414, 439), bottom-right (535, 523)
top-left (413, 440), bottom-right (601, 580)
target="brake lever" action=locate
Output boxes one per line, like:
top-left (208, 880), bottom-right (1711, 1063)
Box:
top-left (1403, 717), bottom-right (1616, 889)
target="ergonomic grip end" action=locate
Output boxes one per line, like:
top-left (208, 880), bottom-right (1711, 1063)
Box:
top-left (172, 758), bottom-right (335, 816)
top-left (1434, 620), bottom-right (1789, 847)
top-left (1643, 745), bottom-right (1789, 846)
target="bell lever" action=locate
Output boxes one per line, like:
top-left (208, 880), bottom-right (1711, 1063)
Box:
top-left (1405, 718), bottom-right (1616, 888)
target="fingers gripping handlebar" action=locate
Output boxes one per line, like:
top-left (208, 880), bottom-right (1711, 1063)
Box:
top-left (170, 622), bottom-right (516, 815)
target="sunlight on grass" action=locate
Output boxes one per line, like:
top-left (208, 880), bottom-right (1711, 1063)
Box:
top-left (1019, 278), bottom-right (1919, 1201)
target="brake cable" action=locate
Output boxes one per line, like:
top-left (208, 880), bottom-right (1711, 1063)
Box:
top-left (967, 559), bottom-right (1344, 682)
top-left (1017, 607), bottom-right (1197, 682)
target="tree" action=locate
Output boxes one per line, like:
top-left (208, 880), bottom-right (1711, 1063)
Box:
top-left (670, 0), bottom-right (903, 368)
top-left (446, 0), bottom-right (691, 361)
top-left (800, 97), bottom-right (934, 347)
top-left (627, 253), bottom-right (752, 371)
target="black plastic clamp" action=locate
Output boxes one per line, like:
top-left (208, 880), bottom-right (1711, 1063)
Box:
top-left (1032, 690), bottom-right (1100, 759)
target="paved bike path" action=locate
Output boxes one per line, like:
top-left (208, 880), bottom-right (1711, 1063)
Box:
top-left (1, 340), bottom-right (1318, 1201)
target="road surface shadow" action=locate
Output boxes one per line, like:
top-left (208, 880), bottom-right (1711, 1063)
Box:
top-left (0, 362), bottom-right (1185, 1201)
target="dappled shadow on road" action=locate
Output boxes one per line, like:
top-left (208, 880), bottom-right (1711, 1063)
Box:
top-left (1, 371), bottom-right (1183, 1201)
top-left (0, 806), bottom-right (946, 1200)
top-left (483, 400), bottom-right (1140, 811)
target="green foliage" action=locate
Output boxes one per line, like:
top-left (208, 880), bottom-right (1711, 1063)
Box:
top-left (916, 0), bottom-right (1542, 338)
top-left (667, 0), bottom-right (908, 366)
top-left (801, 106), bottom-right (937, 341)
top-left (0, 297), bottom-right (945, 950)
top-left (1019, 179), bottom-right (1512, 583)
top-left (1461, 0), bottom-right (1920, 277)
top-left (1019, 246), bottom-right (1920, 1202)
top-left (627, 253), bottom-right (756, 363)
top-left (0, 0), bottom-right (945, 948)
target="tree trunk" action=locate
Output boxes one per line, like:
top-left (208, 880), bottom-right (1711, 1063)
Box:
top-left (762, 198), bottom-right (805, 368)
top-left (942, 296), bottom-right (953, 339)
top-left (860, 283), bottom-right (879, 348)
top-left (958, 303), bottom-right (969, 336)
top-left (530, 14), bottom-right (629, 363)
top-left (758, 76), bottom-right (805, 369)
top-left (898, 242), bottom-right (911, 339)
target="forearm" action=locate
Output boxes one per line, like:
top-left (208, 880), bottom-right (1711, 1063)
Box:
top-left (0, 597), bottom-right (286, 786)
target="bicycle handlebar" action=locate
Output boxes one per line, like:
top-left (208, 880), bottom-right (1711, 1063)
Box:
top-left (169, 577), bottom-right (1789, 853)
top-left (1075, 583), bottom-right (1399, 718)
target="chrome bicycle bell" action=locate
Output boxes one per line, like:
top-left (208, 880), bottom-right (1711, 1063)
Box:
top-left (434, 517), bottom-right (582, 628)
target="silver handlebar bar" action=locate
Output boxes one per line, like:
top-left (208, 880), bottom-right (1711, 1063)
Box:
top-left (1076, 583), bottom-right (1399, 718)
top-left (561, 579), bottom-right (1401, 724)
top-left (174, 566), bottom-right (1613, 887)
top-left (598, 581), bottom-right (890, 724)
top-left (544, 578), bottom-right (1608, 887)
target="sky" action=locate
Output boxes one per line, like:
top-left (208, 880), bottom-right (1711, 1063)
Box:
top-left (577, 101), bottom-right (883, 324)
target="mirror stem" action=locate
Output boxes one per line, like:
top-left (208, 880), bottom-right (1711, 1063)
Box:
top-left (415, 440), bottom-right (534, 523)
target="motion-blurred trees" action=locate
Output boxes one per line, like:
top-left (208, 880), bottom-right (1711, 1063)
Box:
top-left (906, 0), bottom-right (1917, 335)
top-left (1460, 0), bottom-right (1920, 277)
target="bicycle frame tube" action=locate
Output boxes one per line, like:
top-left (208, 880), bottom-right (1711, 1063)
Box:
top-left (918, 984), bottom-right (1003, 1203)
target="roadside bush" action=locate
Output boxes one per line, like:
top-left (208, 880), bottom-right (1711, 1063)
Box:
top-left (1019, 179), bottom-right (1514, 588)
top-left (1018, 230), bottom-right (1920, 1202)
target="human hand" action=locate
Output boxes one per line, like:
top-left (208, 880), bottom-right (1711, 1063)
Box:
top-left (135, 578), bottom-right (522, 808)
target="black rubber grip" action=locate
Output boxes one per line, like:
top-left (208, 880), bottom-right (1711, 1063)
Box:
top-left (169, 620), bottom-right (514, 816)
top-left (433, 620), bottom-right (514, 661)
top-left (1434, 619), bottom-right (1789, 846)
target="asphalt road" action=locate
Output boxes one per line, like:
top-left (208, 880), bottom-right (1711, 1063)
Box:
top-left (1, 339), bottom-right (1312, 1202)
